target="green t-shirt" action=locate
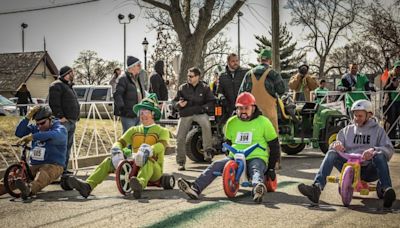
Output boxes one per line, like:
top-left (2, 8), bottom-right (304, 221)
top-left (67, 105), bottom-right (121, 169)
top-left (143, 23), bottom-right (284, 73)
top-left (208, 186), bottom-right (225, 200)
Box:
top-left (314, 87), bottom-right (329, 103)
top-left (223, 115), bottom-right (277, 164)
top-left (338, 73), bottom-right (370, 107)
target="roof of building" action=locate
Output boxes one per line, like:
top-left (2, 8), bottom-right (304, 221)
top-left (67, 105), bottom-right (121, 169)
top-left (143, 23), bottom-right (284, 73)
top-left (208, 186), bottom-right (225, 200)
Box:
top-left (0, 51), bottom-right (58, 92)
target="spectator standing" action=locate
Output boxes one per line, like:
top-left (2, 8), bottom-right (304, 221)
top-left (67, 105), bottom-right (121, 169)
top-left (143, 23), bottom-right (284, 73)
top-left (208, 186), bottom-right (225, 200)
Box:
top-left (314, 79), bottom-right (329, 104)
top-left (217, 53), bottom-right (249, 123)
top-left (149, 60), bottom-right (168, 101)
top-left (48, 66), bottom-right (80, 174)
top-left (15, 83), bottom-right (33, 116)
top-left (109, 68), bottom-right (122, 94)
top-left (114, 56), bottom-right (147, 133)
top-left (383, 60), bottom-right (400, 143)
top-left (288, 63), bottom-right (318, 102)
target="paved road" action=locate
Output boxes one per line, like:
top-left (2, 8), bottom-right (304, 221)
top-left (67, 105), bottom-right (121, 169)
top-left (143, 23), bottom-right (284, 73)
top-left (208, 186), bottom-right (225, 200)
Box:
top-left (1, 150), bottom-right (399, 227)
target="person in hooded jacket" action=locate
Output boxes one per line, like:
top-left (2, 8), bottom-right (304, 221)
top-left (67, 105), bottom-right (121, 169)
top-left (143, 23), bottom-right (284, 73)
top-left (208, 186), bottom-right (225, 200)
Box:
top-left (149, 60), bottom-right (168, 101)
top-left (288, 63), bottom-right (318, 102)
top-left (298, 99), bottom-right (396, 208)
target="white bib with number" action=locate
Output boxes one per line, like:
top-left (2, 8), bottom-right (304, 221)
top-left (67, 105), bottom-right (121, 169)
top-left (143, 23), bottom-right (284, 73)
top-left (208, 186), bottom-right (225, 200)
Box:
top-left (31, 147), bottom-right (46, 161)
top-left (235, 132), bottom-right (253, 145)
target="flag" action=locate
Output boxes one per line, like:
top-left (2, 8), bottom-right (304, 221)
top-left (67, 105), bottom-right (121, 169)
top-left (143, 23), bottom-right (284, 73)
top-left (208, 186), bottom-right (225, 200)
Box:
top-left (381, 68), bottom-right (389, 83)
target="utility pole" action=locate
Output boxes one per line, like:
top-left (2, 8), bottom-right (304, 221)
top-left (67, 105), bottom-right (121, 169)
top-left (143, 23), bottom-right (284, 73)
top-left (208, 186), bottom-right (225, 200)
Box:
top-left (237, 11), bottom-right (243, 64)
top-left (271, 0), bottom-right (280, 72)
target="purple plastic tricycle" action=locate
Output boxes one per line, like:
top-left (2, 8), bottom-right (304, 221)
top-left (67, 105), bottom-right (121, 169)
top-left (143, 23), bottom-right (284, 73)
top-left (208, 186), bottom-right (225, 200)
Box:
top-left (326, 151), bottom-right (384, 206)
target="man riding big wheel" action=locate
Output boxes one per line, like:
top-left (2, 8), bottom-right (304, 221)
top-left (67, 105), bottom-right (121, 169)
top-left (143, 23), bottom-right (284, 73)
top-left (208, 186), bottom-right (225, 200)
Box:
top-left (66, 93), bottom-right (170, 199)
top-left (178, 92), bottom-right (281, 203)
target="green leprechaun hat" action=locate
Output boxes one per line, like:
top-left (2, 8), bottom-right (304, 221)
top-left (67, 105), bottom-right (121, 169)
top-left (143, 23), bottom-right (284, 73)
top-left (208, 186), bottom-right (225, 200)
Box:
top-left (133, 93), bottom-right (162, 121)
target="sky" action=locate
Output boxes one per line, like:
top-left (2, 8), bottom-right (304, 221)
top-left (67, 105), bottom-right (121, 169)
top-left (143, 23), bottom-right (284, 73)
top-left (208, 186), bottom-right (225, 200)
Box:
top-left (0, 0), bottom-right (295, 70)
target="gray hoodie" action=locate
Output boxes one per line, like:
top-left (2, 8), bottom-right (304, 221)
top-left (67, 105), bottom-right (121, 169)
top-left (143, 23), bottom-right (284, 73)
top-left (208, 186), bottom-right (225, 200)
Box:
top-left (335, 118), bottom-right (394, 162)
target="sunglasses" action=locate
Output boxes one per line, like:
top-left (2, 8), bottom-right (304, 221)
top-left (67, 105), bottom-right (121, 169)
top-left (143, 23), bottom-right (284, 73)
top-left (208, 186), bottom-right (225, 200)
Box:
top-left (36, 119), bottom-right (48, 126)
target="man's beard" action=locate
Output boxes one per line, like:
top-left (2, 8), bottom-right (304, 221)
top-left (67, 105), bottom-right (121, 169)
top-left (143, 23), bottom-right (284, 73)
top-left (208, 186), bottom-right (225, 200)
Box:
top-left (239, 113), bottom-right (251, 121)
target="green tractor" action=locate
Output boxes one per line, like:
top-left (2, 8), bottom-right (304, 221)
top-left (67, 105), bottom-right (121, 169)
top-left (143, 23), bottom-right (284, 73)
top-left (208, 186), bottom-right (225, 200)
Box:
top-left (277, 96), bottom-right (349, 155)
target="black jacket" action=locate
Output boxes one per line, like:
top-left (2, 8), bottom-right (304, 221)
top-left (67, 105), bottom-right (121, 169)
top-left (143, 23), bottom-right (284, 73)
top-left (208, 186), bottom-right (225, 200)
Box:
top-left (15, 91), bottom-right (33, 104)
top-left (48, 78), bottom-right (80, 121)
top-left (173, 81), bottom-right (215, 117)
top-left (149, 60), bottom-right (168, 101)
top-left (113, 71), bottom-right (146, 118)
top-left (217, 66), bottom-right (248, 117)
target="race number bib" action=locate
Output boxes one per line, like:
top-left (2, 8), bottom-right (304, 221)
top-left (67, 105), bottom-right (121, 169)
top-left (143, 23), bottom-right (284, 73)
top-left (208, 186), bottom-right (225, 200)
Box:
top-left (31, 147), bottom-right (46, 161)
top-left (235, 132), bottom-right (253, 144)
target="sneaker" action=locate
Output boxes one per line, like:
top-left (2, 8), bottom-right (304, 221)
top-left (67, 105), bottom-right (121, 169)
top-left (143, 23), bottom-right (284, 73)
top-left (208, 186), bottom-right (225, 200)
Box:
top-left (383, 187), bottom-right (396, 208)
top-left (253, 183), bottom-right (266, 203)
top-left (67, 176), bottom-right (91, 198)
top-left (129, 177), bottom-right (143, 199)
top-left (14, 179), bottom-right (31, 200)
top-left (177, 178), bottom-right (199, 200)
top-left (178, 164), bottom-right (186, 171)
top-left (298, 183), bottom-right (321, 204)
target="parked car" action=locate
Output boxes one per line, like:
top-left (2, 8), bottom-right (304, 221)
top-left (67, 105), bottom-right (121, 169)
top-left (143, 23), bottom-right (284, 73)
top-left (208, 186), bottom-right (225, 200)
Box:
top-left (73, 85), bottom-right (113, 118)
top-left (0, 95), bottom-right (18, 116)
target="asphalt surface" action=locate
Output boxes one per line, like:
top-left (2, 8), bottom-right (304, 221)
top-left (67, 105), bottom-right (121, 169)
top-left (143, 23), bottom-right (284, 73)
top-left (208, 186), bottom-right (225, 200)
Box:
top-left (0, 149), bottom-right (399, 227)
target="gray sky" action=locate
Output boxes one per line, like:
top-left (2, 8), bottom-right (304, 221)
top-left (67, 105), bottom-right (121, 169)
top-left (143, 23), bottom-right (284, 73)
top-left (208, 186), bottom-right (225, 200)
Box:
top-left (0, 0), bottom-right (295, 70)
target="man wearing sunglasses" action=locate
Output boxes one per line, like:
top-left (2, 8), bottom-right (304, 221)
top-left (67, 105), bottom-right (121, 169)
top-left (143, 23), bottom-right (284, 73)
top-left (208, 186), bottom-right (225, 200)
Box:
top-left (66, 94), bottom-right (170, 199)
top-left (173, 67), bottom-right (216, 170)
top-left (0, 105), bottom-right (67, 199)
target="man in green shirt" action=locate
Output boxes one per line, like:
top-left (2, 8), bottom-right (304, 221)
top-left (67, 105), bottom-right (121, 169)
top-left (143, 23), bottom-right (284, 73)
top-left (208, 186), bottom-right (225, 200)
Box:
top-left (66, 94), bottom-right (170, 199)
top-left (177, 92), bottom-right (281, 203)
top-left (314, 79), bottom-right (329, 104)
top-left (337, 63), bottom-right (375, 113)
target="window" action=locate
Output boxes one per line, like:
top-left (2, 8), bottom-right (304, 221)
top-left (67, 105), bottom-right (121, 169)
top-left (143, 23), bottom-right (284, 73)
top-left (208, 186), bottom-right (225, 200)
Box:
top-left (74, 88), bottom-right (87, 99)
top-left (91, 89), bottom-right (108, 101)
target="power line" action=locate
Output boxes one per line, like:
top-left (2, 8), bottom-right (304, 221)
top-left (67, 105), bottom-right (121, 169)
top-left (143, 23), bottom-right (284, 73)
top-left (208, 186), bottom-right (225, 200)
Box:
top-left (0, 0), bottom-right (100, 15)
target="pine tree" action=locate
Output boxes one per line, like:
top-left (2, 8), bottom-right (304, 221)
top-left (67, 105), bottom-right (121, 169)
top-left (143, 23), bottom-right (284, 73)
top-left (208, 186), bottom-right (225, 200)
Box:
top-left (254, 24), bottom-right (305, 78)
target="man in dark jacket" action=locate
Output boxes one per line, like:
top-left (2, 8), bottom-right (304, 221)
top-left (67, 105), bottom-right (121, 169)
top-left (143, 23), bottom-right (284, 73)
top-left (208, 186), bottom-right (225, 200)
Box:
top-left (49, 66), bottom-right (80, 174)
top-left (173, 67), bottom-right (216, 170)
top-left (217, 53), bottom-right (249, 123)
top-left (114, 56), bottom-right (147, 133)
top-left (149, 60), bottom-right (168, 101)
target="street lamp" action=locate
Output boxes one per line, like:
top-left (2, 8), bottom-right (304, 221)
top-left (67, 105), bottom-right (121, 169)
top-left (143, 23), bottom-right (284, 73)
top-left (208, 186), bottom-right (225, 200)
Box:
top-left (118, 13), bottom-right (135, 70)
top-left (21, 23), bottom-right (28, 52)
top-left (142, 37), bottom-right (149, 71)
top-left (237, 11), bottom-right (243, 64)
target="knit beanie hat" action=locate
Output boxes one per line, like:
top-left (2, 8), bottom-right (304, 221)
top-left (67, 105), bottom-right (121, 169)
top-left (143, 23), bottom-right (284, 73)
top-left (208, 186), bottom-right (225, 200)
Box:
top-left (127, 56), bottom-right (141, 68)
top-left (59, 66), bottom-right (72, 77)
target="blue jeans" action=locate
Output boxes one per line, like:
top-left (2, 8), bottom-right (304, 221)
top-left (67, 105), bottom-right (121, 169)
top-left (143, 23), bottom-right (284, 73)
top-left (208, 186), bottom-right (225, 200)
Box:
top-left (62, 120), bottom-right (76, 171)
top-left (314, 150), bottom-right (393, 190)
top-left (120, 116), bottom-right (139, 133)
top-left (193, 157), bottom-right (267, 193)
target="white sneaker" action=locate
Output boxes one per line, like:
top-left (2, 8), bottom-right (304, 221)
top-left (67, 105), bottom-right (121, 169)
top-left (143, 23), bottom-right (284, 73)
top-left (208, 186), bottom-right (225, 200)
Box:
top-left (253, 183), bottom-right (266, 203)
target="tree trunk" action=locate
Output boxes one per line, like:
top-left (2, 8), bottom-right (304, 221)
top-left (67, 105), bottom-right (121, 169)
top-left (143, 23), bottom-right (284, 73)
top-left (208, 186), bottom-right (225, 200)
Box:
top-left (319, 56), bottom-right (326, 78)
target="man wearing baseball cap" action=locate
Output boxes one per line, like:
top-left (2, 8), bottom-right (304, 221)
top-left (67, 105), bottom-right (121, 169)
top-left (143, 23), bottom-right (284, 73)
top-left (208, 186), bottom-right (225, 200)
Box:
top-left (239, 48), bottom-right (285, 134)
